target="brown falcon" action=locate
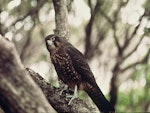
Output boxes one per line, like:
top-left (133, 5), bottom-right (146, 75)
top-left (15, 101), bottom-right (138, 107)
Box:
top-left (45, 34), bottom-right (115, 113)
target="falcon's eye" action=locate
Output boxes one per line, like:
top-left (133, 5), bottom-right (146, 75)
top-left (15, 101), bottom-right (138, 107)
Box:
top-left (51, 37), bottom-right (55, 42)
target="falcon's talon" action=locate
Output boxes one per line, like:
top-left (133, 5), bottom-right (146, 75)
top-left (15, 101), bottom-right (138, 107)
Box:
top-left (59, 85), bottom-right (68, 95)
top-left (68, 85), bottom-right (78, 105)
top-left (66, 94), bottom-right (73, 99)
top-left (68, 94), bottom-right (77, 105)
top-left (59, 86), bottom-right (74, 96)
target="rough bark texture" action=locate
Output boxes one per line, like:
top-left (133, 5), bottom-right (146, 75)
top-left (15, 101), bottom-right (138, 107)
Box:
top-left (0, 38), bottom-right (55, 113)
top-left (27, 68), bottom-right (99, 113)
top-left (52, 0), bottom-right (69, 38)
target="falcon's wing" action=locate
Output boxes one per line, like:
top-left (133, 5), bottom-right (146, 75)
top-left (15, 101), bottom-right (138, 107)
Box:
top-left (65, 44), bottom-right (98, 87)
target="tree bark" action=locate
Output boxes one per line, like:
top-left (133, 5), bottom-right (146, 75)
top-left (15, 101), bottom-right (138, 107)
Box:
top-left (0, 38), bottom-right (55, 113)
top-left (27, 68), bottom-right (98, 113)
top-left (52, 0), bottom-right (69, 38)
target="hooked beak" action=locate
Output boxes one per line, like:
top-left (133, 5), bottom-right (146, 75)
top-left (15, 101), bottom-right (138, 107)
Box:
top-left (46, 39), bottom-right (56, 49)
top-left (47, 40), bottom-right (53, 45)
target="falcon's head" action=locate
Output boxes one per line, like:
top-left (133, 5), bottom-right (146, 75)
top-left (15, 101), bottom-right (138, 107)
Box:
top-left (45, 34), bottom-right (67, 53)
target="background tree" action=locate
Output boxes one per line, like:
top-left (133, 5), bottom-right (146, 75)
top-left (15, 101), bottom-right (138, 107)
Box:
top-left (0, 0), bottom-right (150, 112)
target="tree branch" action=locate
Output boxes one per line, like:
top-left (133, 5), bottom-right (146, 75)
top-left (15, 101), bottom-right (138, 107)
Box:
top-left (122, 12), bottom-right (145, 50)
top-left (100, 10), bottom-right (113, 25)
top-left (113, 24), bottom-right (122, 56)
top-left (111, 0), bottom-right (129, 56)
top-left (85, 0), bottom-right (101, 59)
top-left (88, 0), bottom-right (93, 13)
top-left (113, 0), bottom-right (129, 21)
top-left (0, 8), bottom-right (5, 36)
top-left (20, 29), bottom-right (32, 63)
top-left (100, 6), bottom-right (122, 56)
top-left (52, 0), bottom-right (69, 38)
top-left (0, 37), bottom-right (54, 113)
top-left (123, 33), bottom-right (145, 61)
top-left (27, 68), bottom-right (98, 113)
top-left (101, 0), bottom-right (129, 56)
top-left (120, 48), bottom-right (150, 73)
top-left (2, 0), bottom-right (45, 35)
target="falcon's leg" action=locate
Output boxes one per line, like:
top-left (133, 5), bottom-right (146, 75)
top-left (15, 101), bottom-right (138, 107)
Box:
top-left (59, 80), bottom-right (73, 95)
top-left (59, 85), bottom-right (68, 95)
top-left (68, 85), bottom-right (78, 105)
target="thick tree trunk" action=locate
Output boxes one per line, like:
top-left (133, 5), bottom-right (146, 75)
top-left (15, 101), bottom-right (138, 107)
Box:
top-left (0, 38), bottom-right (55, 113)
top-left (52, 0), bottom-right (69, 38)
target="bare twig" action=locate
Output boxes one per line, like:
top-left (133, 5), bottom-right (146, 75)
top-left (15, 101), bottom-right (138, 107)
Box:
top-left (86, 30), bottom-right (106, 59)
top-left (113, 0), bottom-right (129, 21)
top-left (111, 0), bottom-right (130, 56)
top-left (123, 33), bottom-right (145, 61)
top-left (100, 5), bottom-right (122, 55)
top-left (122, 12), bottom-right (145, 50)
top-left (100, 10), bottom-right (113, 25)
top-left (113, 24), bottom-right (122, 56)
top-left (85, 0), bottom-right (101, 59)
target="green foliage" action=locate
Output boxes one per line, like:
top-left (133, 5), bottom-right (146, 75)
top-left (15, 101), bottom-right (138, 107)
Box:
top-left (117, 64), bottom-right (150, 112)
top-left (117, 92), bottom-right (131, 111)
top-left (117, 88), bottom-right (148, 112)
top-left (131, 67), bottom-right (144, 81)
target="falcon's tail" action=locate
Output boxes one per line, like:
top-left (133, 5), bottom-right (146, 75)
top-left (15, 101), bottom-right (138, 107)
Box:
top-left (85, 85), bottom-right (115, 113)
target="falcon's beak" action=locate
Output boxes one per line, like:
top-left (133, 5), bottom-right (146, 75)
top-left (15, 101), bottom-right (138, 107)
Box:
top-left (47, 40), bottom-right (53, 45)
top-left (47, 39), bottom-right (56, 49)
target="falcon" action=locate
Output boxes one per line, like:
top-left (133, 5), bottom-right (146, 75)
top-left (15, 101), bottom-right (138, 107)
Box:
top-left (45, 34), bottom-right (115, 113)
